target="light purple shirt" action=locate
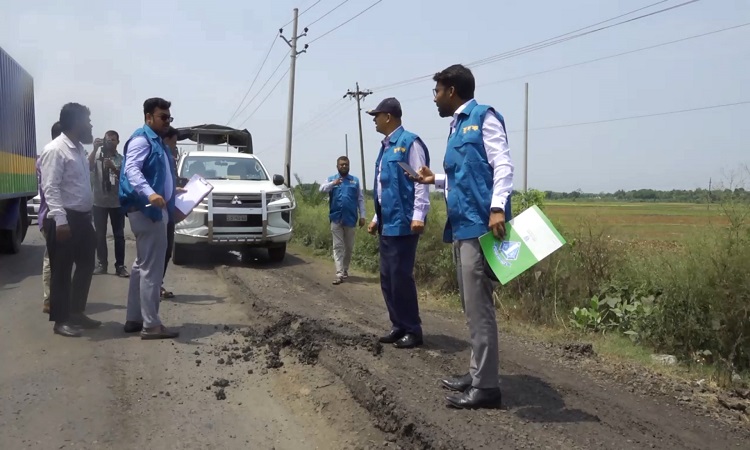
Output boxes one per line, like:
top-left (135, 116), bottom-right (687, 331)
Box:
top-left (35, 157), bottom-right (47, 230)
top-left (372, 126), bottom-right (430, 224)
top-left (124, 136), bottom-right (173, 204)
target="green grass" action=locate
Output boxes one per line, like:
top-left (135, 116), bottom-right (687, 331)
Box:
top-left (291, 191), bottom-right (750, 377)
top-left (544, 200), bottom-right (725, 241)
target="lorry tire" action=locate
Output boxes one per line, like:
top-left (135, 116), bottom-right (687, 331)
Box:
top-left (267, 244), bottom-right (286, 263)
top-left (172, 243), bottom-right (189, 266)
top-left (0, 201), bottom-right (27, 254)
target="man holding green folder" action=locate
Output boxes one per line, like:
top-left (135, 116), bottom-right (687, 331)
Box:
top-left (414, 64), bottom-right (513, 409)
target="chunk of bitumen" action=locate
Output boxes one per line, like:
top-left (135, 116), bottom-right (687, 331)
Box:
top-left (213, 379), bottom-right (230, 388)
top-left (215, 388), bottom-right (226, 400)
top-left (217, 358), bottom-right (225, 365)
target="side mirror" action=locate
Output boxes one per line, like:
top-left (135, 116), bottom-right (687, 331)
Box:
top-left (273, 174), bottom-right (285, 186)
top-left (177, 177), bottom-right (189, 188)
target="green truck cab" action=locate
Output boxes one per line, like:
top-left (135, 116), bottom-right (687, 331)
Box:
top-left (0, 46), bottom-right (37, 253)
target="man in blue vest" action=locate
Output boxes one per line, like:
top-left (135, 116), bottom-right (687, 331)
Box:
top-left (119, 97), bottom-right (179, 340)
top-left (366, 98), bottom-right (430, 349)
top-left (319, 156), bottom-right (366, 285)
top-left (414, 64), bottom-right (513, 409)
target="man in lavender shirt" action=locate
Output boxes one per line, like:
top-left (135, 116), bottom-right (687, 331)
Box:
top-left (38, 121), bottom-right (62, 314)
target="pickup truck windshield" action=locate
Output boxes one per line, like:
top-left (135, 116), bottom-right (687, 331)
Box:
top-left (181, 156), bottom-right (268, 181)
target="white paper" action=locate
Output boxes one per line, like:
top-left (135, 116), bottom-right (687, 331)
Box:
top-left (509, 206), bottom-right (565, 261)
top-left (397, 161), bottom-right (419, 178)
top-left (175, 174), bottom-right (213, 215)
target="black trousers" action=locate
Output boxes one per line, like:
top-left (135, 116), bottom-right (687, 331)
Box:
top-left (44, 210), bottom-right (96, 323)
top-left (163, 220), bottom-right (175, 278)
top-left (93, 205), bottom-right (126, 268)
top-left (379, 234), bottom-right (422, 336)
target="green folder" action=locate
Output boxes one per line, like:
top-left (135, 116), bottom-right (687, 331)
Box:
top-left (479, 205), bottom-right (566, 285)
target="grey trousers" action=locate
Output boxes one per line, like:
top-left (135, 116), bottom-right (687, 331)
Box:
top-left (455, 238), bottom-right (500, 389)
top-left (126, 211), bottom-right (168, 328)
top-left (331, 222), bottom-right (355, 277)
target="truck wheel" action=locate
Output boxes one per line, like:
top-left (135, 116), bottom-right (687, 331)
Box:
top-left (172, 243), bottom-right (189, 266)
top-left (0, 213), bottom-right (23, 254)
top-left (267, 244), bottom-right (286, 263)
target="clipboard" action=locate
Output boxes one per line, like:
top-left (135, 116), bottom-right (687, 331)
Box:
top-left (175, 174), bottom-right (214, 215)
top-left (397, 161), bottom-right (419, 178)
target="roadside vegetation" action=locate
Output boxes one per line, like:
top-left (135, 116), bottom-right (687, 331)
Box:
top-left (291, 173), bottom-right (750, 384)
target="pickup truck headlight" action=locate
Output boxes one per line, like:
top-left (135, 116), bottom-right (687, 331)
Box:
top-left (267, 190), bottom-right (294, 203)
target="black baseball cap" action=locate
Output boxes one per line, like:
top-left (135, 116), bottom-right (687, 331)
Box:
top-left (366, 97), bottom-right (402, 118)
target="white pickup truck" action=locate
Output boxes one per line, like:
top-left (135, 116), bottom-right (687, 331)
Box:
top-left (172, 125), bottom-right (295, 264)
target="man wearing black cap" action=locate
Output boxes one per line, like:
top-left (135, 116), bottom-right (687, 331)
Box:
top-left (366, 97), bottom-right (430, 349)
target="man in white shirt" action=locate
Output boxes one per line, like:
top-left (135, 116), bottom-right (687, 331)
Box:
top-left (415, 64), bottom-right (513, 409)
top-left (40, 103), bottom-right (99, 337)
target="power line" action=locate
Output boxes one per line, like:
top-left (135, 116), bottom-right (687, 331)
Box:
top-left (466, 0), bottom-right (700, 69)
top-left (421, 100), bottom-right (750, 140)
top-left (399, 21), bottom-right (750, 104)
top-left (305, 0), bottom-right (351, 27)
top-left (235, 67), bottom-right (292, 128)
top-left (372, 0), bottom-right (699, 92)
top-left (226, 33), bottom-right (279, 125)
top-left (229, 50), bottom-right (290, 126)
top-left (281, 0), bottom-right (322, 28)
top-left (527, 100), bottom-right (750, 132)
top-left (309, 0), bottom-right (383, 44)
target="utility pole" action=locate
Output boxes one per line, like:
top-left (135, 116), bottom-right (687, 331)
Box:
top-left (523, 82), bottom-right (529, 192)
top-left (344, 82), bottom-right (372, 190)
top-left (345, 133), bottom-right (349, 158)
top-left (280, 9), bottom-right (308, 187)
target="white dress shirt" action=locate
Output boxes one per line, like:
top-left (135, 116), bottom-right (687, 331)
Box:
top-left (40, 133), bottom-right (94, 226)
top-left (372, 126), bottom-right (430, 224)
top-left (124, 136), bottom-right (173, 203)
top-left (434, 100), bottom-right (514, 211)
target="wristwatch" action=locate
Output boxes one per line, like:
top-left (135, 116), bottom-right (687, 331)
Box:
top-left (490, 207), bottom-right (504, 214)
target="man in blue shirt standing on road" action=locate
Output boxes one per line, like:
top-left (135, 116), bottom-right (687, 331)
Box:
top-left (119, 97), bottom-right (180, 340)
top-left (367, 98), bottom-right (430, 349)
top-left (319, 156), bottom-right (366, 285)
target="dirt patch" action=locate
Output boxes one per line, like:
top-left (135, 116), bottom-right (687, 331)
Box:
top-left (562, 342), bottom-right (596, 359)
top-left (218, 262), bottom-right (750, 450)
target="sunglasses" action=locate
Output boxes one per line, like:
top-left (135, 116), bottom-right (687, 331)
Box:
top-left (155, 113), bottom-right (174, 123)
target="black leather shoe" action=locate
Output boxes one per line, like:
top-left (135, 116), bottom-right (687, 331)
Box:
top-left (124, 321), bottom-right (144, 333)
top-left (53, 322), bottom-right (82, 338)
top-left (446, 387), bottom-right (502, 409)
top-left (379, 328), bottom-right (405, 344)
top-left (442, 373), bottom-right (472, 392)
top-left (394, 333), bottom-right (423, 349)
top-left (70, 313), bottom-right (102, 329)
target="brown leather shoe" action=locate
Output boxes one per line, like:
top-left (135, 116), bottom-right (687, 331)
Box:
top-left (141, 325), bottom-right (179, 340)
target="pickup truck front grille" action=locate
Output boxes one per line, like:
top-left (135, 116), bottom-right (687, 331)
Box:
top-left (212, 194), bottom-right (264, 208)
top-left (213, 214), bottom-right (263, 227)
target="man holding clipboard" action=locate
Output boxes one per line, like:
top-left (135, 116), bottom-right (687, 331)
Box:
top-left (413, 65), bottom-right (513, 409)
top-left (119, 98), bottom-right (182, 340)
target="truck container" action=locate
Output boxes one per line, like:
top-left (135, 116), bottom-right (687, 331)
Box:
top-left (0, 46), bottom-right (37, 253)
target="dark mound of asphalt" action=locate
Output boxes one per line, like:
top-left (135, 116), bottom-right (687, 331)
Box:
top-left (563, 342), bottom-right (596, 359)
top-left (215, 313), bottom-right (382, 370)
